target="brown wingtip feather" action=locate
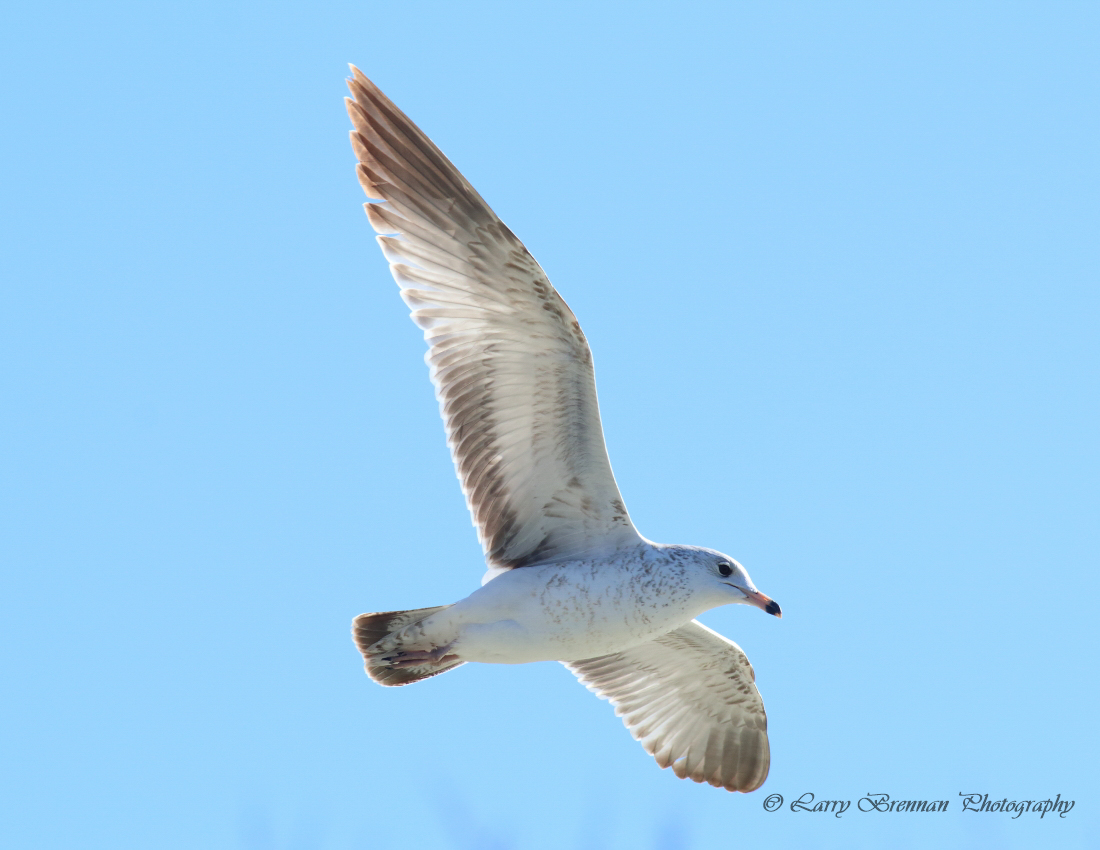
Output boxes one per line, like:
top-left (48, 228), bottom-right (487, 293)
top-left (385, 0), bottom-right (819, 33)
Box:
top-left (349, 64), bottom-right (369, 85)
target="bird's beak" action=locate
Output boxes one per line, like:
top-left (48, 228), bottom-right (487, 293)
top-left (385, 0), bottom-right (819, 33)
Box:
top-left (743, 589), bottom-right (782, 618)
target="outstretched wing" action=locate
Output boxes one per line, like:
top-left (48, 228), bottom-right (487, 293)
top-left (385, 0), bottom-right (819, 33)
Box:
top-left (564, 621), bottom-right (770, 793)
top-left (347, 68), bottom-right (642, 571)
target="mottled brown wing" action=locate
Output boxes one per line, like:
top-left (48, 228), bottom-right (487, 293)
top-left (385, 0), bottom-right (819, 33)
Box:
top-left (346, 68), bottom-right (641, 571)
top-left (564, 621), bottom-right (770, 793)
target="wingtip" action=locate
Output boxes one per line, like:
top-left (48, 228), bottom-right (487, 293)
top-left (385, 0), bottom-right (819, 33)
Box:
top-left (347, 64), bottom-right (372, 89)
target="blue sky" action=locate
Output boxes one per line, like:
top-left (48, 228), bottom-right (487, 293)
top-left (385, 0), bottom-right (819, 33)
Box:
top-left (2, 1), bottom-right (1098, 848)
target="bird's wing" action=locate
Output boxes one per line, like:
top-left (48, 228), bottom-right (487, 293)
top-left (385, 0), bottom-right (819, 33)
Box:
top-left (563, 620), bottom-right (770, 793)
top-left (347, 68), bottom-right (642, 571)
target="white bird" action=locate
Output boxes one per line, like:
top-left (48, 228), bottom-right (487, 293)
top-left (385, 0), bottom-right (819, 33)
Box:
top-left (346, 67), bottom-right (781, 794)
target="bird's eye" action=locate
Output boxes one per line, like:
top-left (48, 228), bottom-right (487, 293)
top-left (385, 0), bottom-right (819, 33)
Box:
top-left (717, 561), bottom-right (733, 577)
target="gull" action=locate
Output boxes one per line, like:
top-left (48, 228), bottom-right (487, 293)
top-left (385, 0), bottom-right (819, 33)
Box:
top-left (345, 67), bottom-right (782, 793)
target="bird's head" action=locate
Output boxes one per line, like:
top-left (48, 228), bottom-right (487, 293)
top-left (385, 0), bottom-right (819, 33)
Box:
top-left (686, 547), bottom-right (782, 617)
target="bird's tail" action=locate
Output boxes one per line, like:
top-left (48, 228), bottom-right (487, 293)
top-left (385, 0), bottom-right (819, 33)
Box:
top-left (352, 605), bottom-right (465, 687)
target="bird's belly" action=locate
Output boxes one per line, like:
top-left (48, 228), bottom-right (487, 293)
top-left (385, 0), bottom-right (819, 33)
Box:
top-left (448, 564), bottom-right (699, 664)
top-left (455, 617), bottom-right (656, 664)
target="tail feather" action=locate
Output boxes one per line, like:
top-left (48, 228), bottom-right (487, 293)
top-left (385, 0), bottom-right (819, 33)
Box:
top-left (352, 605), bottom-right (464, 687)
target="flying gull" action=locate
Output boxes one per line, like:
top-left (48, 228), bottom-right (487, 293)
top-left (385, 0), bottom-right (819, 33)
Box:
top-left (346, 67), bottom-right (782, 793)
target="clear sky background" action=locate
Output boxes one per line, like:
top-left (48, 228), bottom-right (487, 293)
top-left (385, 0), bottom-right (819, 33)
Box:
top-left (2, 2), bottom-right (1098, 848)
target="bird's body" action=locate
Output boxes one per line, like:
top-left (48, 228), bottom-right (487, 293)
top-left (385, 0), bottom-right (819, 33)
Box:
top-left (344, 67), bottom-right (782, 793)
top-left (378, 545), bottom-right (734, 666)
